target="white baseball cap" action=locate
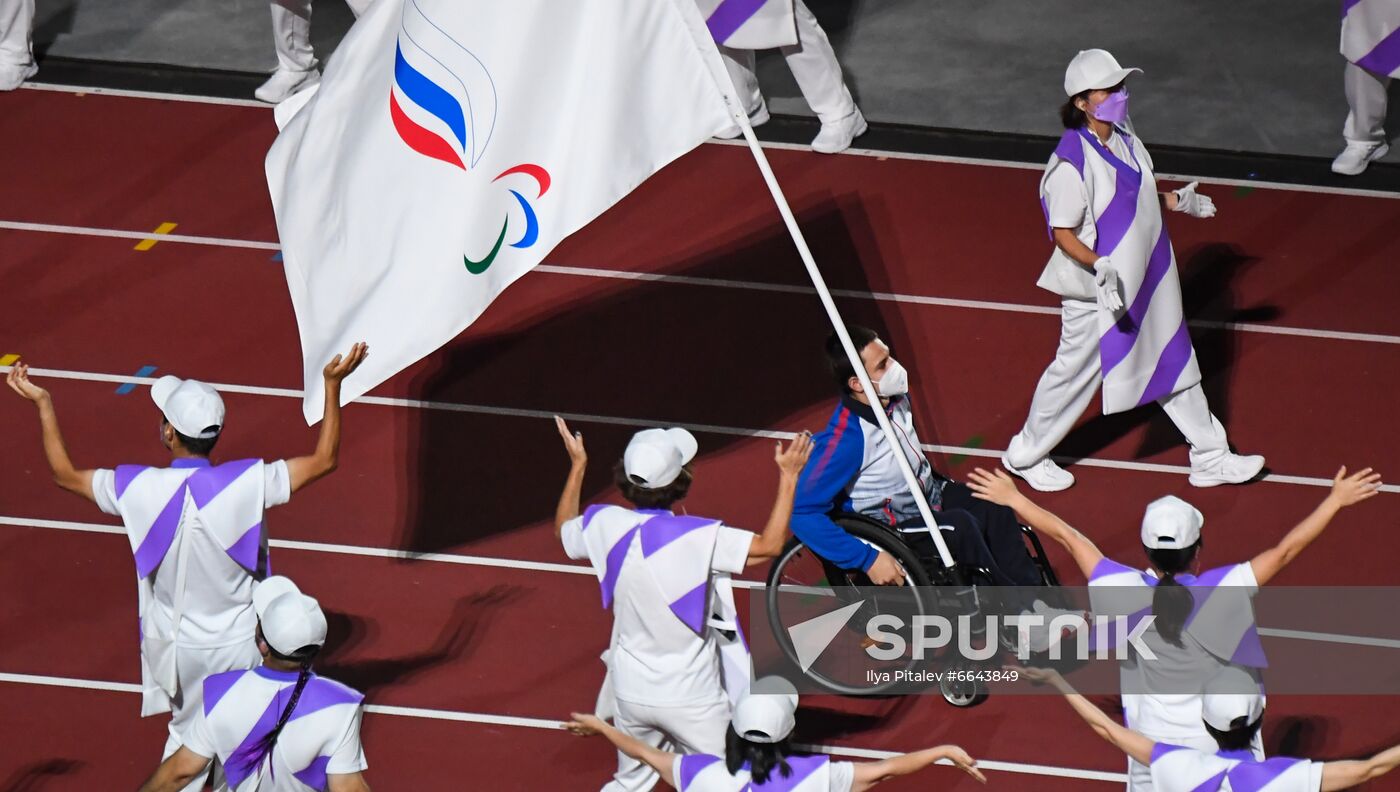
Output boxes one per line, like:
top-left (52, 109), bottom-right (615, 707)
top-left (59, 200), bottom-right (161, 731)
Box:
top-left (1064, 49), bottom-right (1142, 96)
top-left (1141, 495), bottom-right (1204, 549)
top-left (253, 576), bottom-right (328, 656)
top-left (731, 678), bottom-right (800, 744)
top-left (151, 375), bottom-right (225, 439)
top-left (622, 427), bottom-right (698, 489)
top-left (1201, 667), bottom-right (1265, 731)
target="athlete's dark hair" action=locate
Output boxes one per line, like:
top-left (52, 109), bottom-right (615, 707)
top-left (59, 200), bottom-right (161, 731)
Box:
top-left (232, 627), bottom-right (321, 777)
top-left (825, 325), bottom-right (880, 394)
top-left (725, 725), bottom-right (797, 784)
top-left (612, 460), bottom-right (692, 510)
top-left (1060, 91), bottom-right (1090, 129)
top-left (1205, 714), bottom-right (1263, 752)
top-left (163, 417), bottom-right (220, 456)
top-left (1146, 541), bottom-right (1202, 649)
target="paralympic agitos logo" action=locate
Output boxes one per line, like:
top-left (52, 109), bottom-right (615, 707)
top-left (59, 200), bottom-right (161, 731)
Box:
top-left (387, 0), bottom-right (549, 274)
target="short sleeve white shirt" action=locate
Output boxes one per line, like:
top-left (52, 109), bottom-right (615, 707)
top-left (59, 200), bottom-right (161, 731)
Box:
top-left (92, 460), bottom-right (292, 647)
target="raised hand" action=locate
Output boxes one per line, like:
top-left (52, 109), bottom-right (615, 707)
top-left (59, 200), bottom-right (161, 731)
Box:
top-left (555, 416), bottom-right (587, 467)
top-left (323, 342), bottom-right (369, 383)
top-left (1328, 466), bottom-right (1382, 508)
top-left (967, 467), bottom-right (1020, 506)
top-left (775, 430), bottom-right (814, 477)
top-left (6, 362), bottom-right (50, 404)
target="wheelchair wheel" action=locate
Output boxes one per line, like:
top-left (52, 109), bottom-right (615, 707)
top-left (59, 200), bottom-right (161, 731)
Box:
top-left (765, 515), bottom-right (935, 695)
top-left (939, 660), bottom-right (989, 708)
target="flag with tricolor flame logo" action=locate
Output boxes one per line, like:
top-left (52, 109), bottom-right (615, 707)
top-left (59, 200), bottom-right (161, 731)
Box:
top-left (267, 0), bottom-right (743, 422)
top-left (696, 0), bottom-right (797, 49)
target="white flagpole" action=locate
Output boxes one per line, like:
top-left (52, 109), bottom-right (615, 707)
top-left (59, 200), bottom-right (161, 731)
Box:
top-left (734, 123), bottom-right (957, 571)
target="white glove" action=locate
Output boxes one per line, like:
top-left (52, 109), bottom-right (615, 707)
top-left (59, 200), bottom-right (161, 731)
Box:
top-left (1093, 257), bottom-right (1124, 314)
top-left (1172, 181), bottom-right (1217, 218)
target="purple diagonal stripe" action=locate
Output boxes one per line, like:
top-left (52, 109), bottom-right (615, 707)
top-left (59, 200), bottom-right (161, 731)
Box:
top-left (114, 465), bottom-right (149, 500)
top-left (1342, 0), bottom-right (1363, 16)
top-left (293, 755), bottom-right (332, 790)
top-left (1189, 771), bottom-right (1229, 792)
top-left (1229, 625), bottom-right (1269, 668)
top-left (678, 754), bottom-right (721, 790)
top-left (1099, 230), bottom-right (1173, 376)
top-left (1076, 128), bottom-right (1143, 257)
top-left (224, 694), bottom-right (284, 789)
top-left (1136, 319), bottom-right (1194, 407)
top-left (187, 459), bottom-right (259, 509)
top-left (581, 503), bottom-right (614, 532)
top-left (1053, 129), bottom-right (1087, 177)
top-left (1228, 757), bottom-right (1306, 792)
top-left (227, 522), bottom-right (263, 574)
top-left (133, 484), bottom-right (189, 578)
top-left (763, 755), bottom-right (828, 791)
top-left (288, 677), bottom-right (363, 722)
top-left (1151, 743), bottom-right (1190, 763)
top-left (669, 581), bottom-right (709, 635)
top-left (599, 527), bottom-right (639, 610)
top-left (706, 0), bottom-right (767, 44)
top-left (1355, 23), bottom-right (1400, 75)
top-left (203, 669), bottom-right (246, 716)
top-left (640, 514), bottom-right (714, 557)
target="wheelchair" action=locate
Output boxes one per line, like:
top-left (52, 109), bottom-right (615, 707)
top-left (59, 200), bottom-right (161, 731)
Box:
top-left (764, 512), bottom-right (1060, 707)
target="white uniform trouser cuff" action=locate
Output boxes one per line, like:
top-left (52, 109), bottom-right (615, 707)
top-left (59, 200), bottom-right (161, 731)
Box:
top-left (718, 0), bottom-right (856, 124)
top-left (1343, 61), bottom-right (1391, 144)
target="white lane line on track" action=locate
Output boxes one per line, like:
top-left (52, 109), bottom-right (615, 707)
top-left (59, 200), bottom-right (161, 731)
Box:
top-left (0, 670), bottom-right (1127, 783)
top-left (4, 364), bottom-right (1396, 494)
top-left (22, 80), bottom-right (1400, 202)
top-left (4, 219), bottom-right (1399, 347)
top-left (6, 514), bottom-right (1399, 650)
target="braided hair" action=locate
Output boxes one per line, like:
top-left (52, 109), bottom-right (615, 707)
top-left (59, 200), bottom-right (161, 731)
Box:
top-left (231, 631), bottom-right (321, 780)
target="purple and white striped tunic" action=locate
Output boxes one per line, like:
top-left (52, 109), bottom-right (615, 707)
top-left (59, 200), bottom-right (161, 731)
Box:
top-left (696, 0), bottom-right (798, 49)
top-left (1149, 743), bottom-right (1322, 792)
top-left (675, 754), bottom-right (848, 791)
top-left (1040, 127), bottom-right (1202, 414)
top-left (185, 667), bottom-right (367, 792)
top-left (1342, 0), bottom-right (1400, 79)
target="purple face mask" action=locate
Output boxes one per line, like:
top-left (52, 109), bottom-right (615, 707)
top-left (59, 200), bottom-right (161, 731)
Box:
top-left (1091, 88), bottom-right (1130, 123)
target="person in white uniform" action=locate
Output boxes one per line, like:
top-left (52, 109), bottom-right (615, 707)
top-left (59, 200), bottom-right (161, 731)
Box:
top-left (554, 418), bottom-right (813, 791)
top-left (1333, 0), bottom-right (1400, 175)
top-left (716, 0), bottom-right (867, 154)
top-left (140, 576), bottom-right (372, 792)
top-left (256, 0), bottom-right (376, 103)
top-left (566, 679), bottom-right (985, 791)
top-left (1024, 665), bottom-right (1400, 792)
top-left (0, 0), bottom-right (36, 90)
top-left (968, 464), bottom-right (1381, 791)
top-left (1002, 48), bottom-right (1264, 493)
top-left (5, 343), bottom-right (367, 792)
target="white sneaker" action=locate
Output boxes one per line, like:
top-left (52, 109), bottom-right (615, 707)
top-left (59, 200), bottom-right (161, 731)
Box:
top-left (715, 103), bottom-right (770, 140)
top-left (810, 108), bottom-right (867, 154)
top-left (1331, 140), bottom-right (1389, 175)
top-left (1001, 454), bottom-right (1075, 492)
top-left (255, 68), bottom-right (321, 104)
top-left (1189, 452), bottom-right (1265, 488)
top-left (0, 62), bottom-right (38, 92)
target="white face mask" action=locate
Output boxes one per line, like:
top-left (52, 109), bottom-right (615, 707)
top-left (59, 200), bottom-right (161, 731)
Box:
top-left (875, 358), bottom-right (909, 397)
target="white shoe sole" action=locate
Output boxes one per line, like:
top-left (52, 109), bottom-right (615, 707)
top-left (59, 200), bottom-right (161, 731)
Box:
top-left (1001, 454), bottom-right (1075, 493)
top-left (1189, 457), bottom-right (1265, 488)
top-left (1331, 142), bottom-right (1389, 175)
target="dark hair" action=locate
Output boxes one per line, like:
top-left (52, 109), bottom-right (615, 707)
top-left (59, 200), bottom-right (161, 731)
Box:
top-left (1147, 541), bottom-right (1202, 648)
top-left (1060, 92), bottom-right (1089, 129)
top-left (612, 460), bottom-right (692, 510)
top-left (1205, 715), bottom-right (1263, 752)
top-left (233, 630), bottom-right (321, 777)
top-left (164, 418), bottom-right (220, 456)
top-left (825, 325), bottom-right (880, 395)
top-left (725, 725), bottom-right (795, 784)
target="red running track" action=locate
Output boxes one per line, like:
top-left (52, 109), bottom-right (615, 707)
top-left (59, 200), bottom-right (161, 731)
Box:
top-left (2, 86), bottom-right (1398, 790)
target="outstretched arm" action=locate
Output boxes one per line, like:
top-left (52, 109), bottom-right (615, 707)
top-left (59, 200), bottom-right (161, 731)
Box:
top-left (746, 432), bottom-right (814, 564)
top-left (1020, 667), bottom-right (1155, 766)
top-left (1250, 466), bottom-right (1381, 586)
top-left (967, 468), bottom-right (1103, 579)
top-left (1321, 742), bottom-right (1400, 791)
top-left (137, 747), bottom-right (211, 792)
top-left (851, 745), bottom-right (986, 791)
top-left (286, 343), bottom-right (369, 494)
top-left (554, 416), bottom-right (587, 539)
top-left (565, 713), bottom-right (676, 783)
top-left (6, 364), bottom-right (96, 502)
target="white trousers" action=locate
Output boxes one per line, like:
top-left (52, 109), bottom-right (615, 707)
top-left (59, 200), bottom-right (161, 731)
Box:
top-left (0, 0), bottom-right (34, 68)
top-left (601, 697), bottom-right (730, 792)
top-left (1344, 61), bottom-right (1391, 144)
top-left (1006, 298), bottom-right (1229, 470)
top-left (269, 0), bottom-right (375, 73)
top-left (159, 641), bottom-right (263, 792)
top-left (719, 0), bottom-right (856, 124)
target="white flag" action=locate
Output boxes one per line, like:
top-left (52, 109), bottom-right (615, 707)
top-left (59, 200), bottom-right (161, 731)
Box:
top-left (696, 0), bottom-right (798, 49)
top-left (267, 0), bottom-right (742, 422)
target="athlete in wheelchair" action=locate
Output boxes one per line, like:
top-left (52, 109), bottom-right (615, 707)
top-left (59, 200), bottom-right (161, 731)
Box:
top-left (764, 327), bottom-right (1065, 701)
